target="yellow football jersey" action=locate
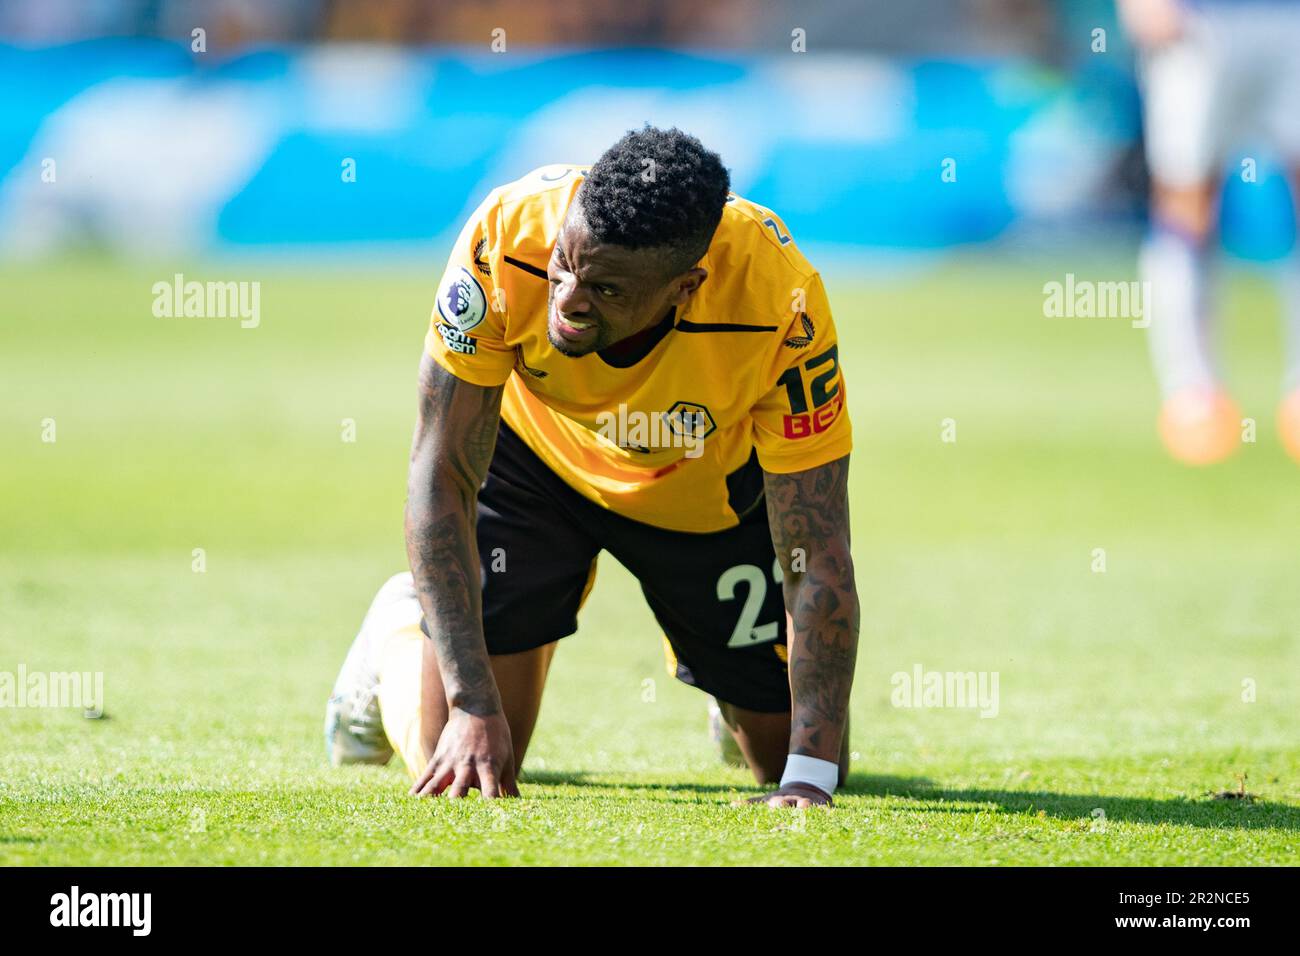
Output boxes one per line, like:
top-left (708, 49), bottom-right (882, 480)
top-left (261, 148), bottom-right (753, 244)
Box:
top-left (425, 165), bottom-right (851, 533)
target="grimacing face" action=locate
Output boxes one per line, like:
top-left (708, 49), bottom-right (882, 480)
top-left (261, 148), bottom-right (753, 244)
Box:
top-left (546, 204), bottom-right (708, 357)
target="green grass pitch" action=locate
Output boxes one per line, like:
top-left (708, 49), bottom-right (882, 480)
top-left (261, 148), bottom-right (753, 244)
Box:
top-left (1, 254), bottom-right (1297, 865)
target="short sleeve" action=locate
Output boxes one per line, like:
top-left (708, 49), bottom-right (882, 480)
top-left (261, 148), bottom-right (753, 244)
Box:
top-left (424, 190), bottom-right (517, 387)
top-left (751, 272), bottom-right (852, 473)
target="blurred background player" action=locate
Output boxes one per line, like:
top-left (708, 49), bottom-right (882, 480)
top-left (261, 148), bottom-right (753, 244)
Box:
top-left (1121, 0), bottom-right (1300, 463)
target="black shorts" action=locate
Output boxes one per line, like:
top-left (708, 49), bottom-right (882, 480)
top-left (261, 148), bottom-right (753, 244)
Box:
top-left (455, 421), bottom-right (791, 713)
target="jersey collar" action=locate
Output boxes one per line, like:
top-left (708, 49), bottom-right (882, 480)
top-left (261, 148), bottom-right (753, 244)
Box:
top-left (596, 306), bottom-right (676, 369)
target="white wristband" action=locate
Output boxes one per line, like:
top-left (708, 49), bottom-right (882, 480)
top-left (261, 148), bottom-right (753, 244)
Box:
top-left (779, 754), bottom-right (838, 796)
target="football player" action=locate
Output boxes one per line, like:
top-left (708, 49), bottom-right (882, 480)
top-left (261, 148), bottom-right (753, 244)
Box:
top-left (326, 127), bottom-right (858, 808)
top-left (1120, 0), bottom-right (1300, 463)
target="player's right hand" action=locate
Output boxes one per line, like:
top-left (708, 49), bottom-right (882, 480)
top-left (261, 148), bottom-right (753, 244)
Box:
top-left (410, 707), bottom-right (519, 799)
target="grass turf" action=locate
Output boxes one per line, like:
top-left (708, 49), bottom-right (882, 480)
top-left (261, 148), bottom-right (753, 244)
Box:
top-left (1, 254), bottom-right (1297, 865)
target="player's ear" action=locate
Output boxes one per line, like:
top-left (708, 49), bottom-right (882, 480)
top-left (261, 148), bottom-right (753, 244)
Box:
top-left (669, 268), bottom-right (708, 305)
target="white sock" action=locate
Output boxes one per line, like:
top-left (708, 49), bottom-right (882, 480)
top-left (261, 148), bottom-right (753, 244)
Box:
top-left (333, 573), bottom-right (418, 698)
top-left (1140, 225), bottom-right (1218, 397)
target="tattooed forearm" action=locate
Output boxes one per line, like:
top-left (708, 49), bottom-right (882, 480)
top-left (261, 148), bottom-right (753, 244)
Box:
top-left (404, 353), bottom-right (504, 716)
top-left (763, 455), bottom-right (859, 760)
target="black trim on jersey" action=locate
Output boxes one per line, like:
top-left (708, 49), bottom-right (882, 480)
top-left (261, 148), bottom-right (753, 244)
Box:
top-left (505, 255), bottom-right (548, 279)
top-left (675, 320), bottom-right (778, 333)
top-left (597, 307), bottom-right (676, 369)
top-left (725, 447), bottom-right (765, 520)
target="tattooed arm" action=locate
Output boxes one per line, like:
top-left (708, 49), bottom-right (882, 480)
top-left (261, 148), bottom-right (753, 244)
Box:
top-left (405, 352), bottom-right (513, 797)
top-left (757, 454), bottom-right (859, 806)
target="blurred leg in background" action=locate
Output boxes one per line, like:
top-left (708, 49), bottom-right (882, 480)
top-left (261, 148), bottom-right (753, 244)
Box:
top-left (1132, 0), bottom-right (1240, 464)
top-left (1129, 0), bottom-right (1300, 465)
top-left (1280, 165), bottom-right (1300, 459)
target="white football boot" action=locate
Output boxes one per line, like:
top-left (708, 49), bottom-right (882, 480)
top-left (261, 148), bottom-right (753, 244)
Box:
top-left (324, 573), bottom-right (418, 767)
top-left (707, 698), bottom-right (748, 768)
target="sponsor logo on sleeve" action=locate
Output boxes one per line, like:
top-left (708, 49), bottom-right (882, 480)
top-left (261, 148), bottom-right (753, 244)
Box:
top-left (435, 322), bottom-right (478, 355)
top-left (776, 344), bottom-right (843, 438)
top-left (784, 391), bottom-right (843, 438)
top-left (436, 265), bottom-right (487, 332)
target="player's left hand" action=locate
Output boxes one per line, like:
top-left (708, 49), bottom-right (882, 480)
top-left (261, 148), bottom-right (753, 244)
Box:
top-left (735, 783), bottom-right (833, 808)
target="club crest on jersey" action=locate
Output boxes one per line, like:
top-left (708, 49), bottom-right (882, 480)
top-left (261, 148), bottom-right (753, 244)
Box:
top-left (593, 402), bottom-right (714, 459)
top-left (664, 401), bottom-right (717, 441)
top-left (437, 266), bottom-right (487, 332)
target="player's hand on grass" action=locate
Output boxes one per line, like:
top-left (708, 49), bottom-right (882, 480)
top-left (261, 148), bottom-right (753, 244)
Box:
top-left (737, 783), bottom-right (833, 809)
top-left (410, 708), bottom-right (519, 799)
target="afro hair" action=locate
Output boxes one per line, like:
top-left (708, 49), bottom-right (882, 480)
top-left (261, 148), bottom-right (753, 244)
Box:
top-left (576, 126), bottom-right (731, 275)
